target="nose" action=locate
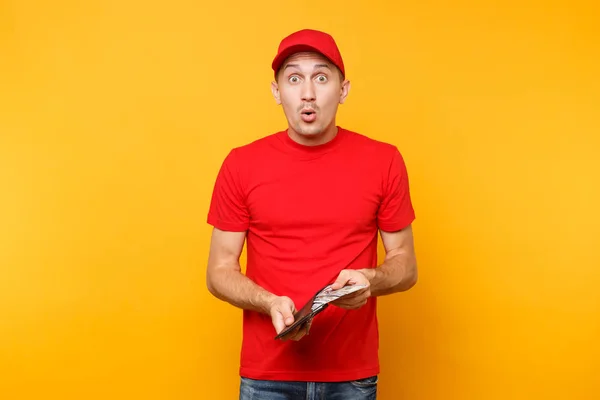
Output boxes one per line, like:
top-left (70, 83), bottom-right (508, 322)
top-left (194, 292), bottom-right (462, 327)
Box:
top-left (301, 80), bottom-right (316, 102)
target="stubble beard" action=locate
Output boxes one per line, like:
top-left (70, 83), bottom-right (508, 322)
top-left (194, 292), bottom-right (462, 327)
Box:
top-left (292, 122), bottom-right (326, 137)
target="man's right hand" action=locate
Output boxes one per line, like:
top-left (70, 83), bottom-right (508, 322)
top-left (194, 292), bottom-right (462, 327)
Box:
top-left (268, 295), bottom-right (310, 341)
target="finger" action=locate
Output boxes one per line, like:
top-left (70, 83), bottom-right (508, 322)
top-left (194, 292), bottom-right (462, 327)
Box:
top-left (336, 303), bottom-right (363, 310)
top-left (290, 326), bottom-right (308, 341)
top-left (302, 321), bottom-right (312, 337)
top-left (272, 312), bottom-right (286, 334)
top-left (280, 324), bottom-right (304, 341)
top-left (330, 271), bottom-right (351, 290)
top-left (333, 298), bottom-right (368, 309)
top-left (272, 307), bottom-right (296, 335)
top-left (305, 319), bottom-right (313, 335)
top-left (280, 304), bottom-right (295, 327)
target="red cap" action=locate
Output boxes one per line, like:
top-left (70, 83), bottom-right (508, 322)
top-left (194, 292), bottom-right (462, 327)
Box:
top-left (271, 29), bottom-right (345, 78)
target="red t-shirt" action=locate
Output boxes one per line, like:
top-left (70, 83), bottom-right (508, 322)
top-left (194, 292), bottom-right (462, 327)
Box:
top-left (207, 126), bottom-right (415, 382)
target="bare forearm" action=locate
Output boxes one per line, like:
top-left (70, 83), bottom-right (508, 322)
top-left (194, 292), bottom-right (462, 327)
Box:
top-left (361, 251), bottom-right (417, 296)
top-left (207, 267), bottom-right (275, 315)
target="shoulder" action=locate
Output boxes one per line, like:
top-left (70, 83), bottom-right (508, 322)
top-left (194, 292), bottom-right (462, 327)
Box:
top-left (341, 127), bottom-right (403, 161)
top-left (226, 131), bottom-right (283, 161)
top-left (220, 130), bottom-right (284, 167)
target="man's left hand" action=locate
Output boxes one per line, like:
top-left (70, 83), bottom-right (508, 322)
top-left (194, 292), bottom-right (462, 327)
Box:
top-left (329, 269), bottom-right (372, 310)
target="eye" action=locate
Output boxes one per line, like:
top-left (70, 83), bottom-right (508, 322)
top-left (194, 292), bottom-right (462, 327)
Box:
top-left (289, 75), bottom-right (300, 83)
top-left (316, 75), bottom-right (328, 83)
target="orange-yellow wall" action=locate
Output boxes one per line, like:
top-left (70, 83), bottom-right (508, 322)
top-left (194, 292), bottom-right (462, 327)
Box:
top-left (1, 1), bottom-right (599, 399)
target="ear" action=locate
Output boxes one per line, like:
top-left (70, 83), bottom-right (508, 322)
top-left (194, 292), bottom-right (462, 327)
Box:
top-left (271, 81), bottom-right (281, 105)
top-left (339, 79), bottom-right (351, 104)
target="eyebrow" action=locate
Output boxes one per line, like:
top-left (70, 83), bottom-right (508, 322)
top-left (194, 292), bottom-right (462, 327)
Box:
top-left (283, 63), bottom-right (332, 71)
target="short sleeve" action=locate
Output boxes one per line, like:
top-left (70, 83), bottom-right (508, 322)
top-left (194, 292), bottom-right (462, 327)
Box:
top-left (207, 149), bottom-right (250, 231)
top-left (377, 147), bottom-right (415, 232)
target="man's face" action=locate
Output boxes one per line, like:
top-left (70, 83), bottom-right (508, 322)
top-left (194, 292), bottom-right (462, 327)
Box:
top-left (271, 52), bottom-right (350, 140)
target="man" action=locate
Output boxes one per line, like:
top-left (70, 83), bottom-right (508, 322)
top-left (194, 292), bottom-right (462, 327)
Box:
top-left (206, 28), bottom-right (417, 399)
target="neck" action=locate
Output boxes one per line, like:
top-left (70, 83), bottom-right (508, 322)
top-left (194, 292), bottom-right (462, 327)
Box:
top-left (287, 123), bottom-right (338, 147)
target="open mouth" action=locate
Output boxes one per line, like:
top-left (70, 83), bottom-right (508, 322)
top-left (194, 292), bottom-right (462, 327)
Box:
top-left (301, 110), bottom-right (317, 122)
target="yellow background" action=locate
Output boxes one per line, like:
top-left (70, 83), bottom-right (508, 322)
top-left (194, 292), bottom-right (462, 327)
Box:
top-left (1, 1), bottom-right (599, 399)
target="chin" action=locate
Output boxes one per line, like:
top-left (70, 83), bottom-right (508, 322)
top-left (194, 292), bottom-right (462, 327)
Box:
top-left (297, 129), bottom-right (324, 137)
top-left (293, 123), bottom-right (327, 137)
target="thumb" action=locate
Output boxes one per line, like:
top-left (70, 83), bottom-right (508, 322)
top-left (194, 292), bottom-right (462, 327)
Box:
top-left (280, 302), bottom-right (295, 326)
top-left (272, 300), bottom-right (295, 334)
top-left (330, 271), bottom-right (350, 290)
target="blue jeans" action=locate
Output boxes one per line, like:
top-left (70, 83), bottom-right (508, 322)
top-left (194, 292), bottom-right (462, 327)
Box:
top-left (239, 375), bottom-right (378, 399)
